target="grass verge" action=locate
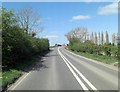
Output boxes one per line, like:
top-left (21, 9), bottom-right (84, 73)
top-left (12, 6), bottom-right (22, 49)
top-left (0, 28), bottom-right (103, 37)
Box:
top-left (66, 48), bottom-right (118, 64)
top-left (2, 51), bottom-right (49, 91)
top-left (50, 46), bottom-right (56, 48)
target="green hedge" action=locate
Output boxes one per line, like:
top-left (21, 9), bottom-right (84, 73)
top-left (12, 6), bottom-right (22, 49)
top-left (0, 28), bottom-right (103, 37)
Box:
top-left (69, 40), bottom-right (118, 57)
top-left (2, 8), bottom-right (49, 68)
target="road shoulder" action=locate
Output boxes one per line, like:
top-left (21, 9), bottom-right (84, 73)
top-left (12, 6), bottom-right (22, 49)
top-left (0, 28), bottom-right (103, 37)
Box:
top-left (64, 48), bottom-right (118, 71)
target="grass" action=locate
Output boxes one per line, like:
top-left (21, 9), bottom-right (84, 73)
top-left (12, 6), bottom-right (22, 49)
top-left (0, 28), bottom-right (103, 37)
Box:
top-left (50, 46), bottom-right (56, 48)
top-left (2, 51), bottom-right (49, 91)
top-left (2, 69), bottom-right (21, 89)
top-left (67, 49), bottom-right (118, 64)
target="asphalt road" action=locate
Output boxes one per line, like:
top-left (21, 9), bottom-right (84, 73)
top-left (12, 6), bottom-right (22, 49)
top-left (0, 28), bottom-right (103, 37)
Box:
top-left (8, 47), bottom-right (118, 91)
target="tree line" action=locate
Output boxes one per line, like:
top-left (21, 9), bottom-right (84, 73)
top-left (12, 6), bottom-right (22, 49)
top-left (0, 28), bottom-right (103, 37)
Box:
top-left (2, 7), bottom-right (49, 69)
top-left (65, 27), bottom-right (119, 57)
top-left (86, 31), bottom-right (117, 46)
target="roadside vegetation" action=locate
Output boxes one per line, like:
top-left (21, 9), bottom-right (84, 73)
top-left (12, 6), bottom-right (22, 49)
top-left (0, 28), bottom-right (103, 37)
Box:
top-left (65, 27), bottom-right (119, 66)
top-left (67, 49), bottom-right (118, 64)
top-left (1, 7), bottom-right (49, 91)
top-left (50, 46), bottom-right (56, 48)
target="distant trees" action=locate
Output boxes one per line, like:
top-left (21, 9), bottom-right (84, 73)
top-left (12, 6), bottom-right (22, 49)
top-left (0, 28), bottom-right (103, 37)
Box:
top-left (91, 32), bottom-right (94, 43)
top-left (65, 27), bottom-right (88, 44)
top-left (112, 33), bottom-right (115, 45)
top-left (87, 34), bottom-right (89, 40)
top-left (85, 35), bottom-right (87, 41)
top-left (66, 27), bottom-right (117, 46)
top-left (65, 27), bottom-right (118, 57)
top-left (106, 31), bottom-right (109, 45)
top-left (101, 32), bottom-right (104, 45)
top-left (95, 32), bottom-right (97, 45)
top-left (99, 32), bottom-right (100, 45)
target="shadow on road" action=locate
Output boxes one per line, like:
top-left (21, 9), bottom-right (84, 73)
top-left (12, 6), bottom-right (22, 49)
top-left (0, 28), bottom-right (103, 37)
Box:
top-left (23, 49), bottom-right (54, 73)
top-left (4, 49), bottom-right (55, 73)
top-left (2, 49), bottom-right (55, 92)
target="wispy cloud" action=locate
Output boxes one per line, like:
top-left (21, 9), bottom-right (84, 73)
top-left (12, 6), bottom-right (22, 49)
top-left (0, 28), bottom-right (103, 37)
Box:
top-left (49, 31), bottom-right (58, 34)
top-left (70, 15), bottom-right (91, 22)
top-left (42, 31), bottom-right (58, 34)
top-left (98, 2), bottom-right (118, 15)
top-left (44, 35), bottom-right (59, 38)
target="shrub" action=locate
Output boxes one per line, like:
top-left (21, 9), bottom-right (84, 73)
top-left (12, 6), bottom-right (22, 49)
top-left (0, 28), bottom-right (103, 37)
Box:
top-left (2, 8), bottom-right (49, 68)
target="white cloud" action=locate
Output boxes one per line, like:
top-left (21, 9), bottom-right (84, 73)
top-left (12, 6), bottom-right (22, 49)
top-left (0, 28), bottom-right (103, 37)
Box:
top-left (98, 2), bottom-right (118, 15)
top-left (49, 31), bottom-right (58, 34)
top-left (42, 31), bottom-right (58, 34)
top-left (73, 15), bottom-right (91, 20)
top-left (44, 35), bottom-right (59, 38)
top-left (70, 15), bottom-right (91, 22)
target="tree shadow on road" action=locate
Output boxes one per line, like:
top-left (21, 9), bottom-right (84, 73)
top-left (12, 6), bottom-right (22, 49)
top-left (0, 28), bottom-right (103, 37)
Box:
top-left (4, 49), bottom-right (55, 73)
top-left (2, 49), bottom-right (55, 92)
top-left (21, 49), bottom-right (54, 73)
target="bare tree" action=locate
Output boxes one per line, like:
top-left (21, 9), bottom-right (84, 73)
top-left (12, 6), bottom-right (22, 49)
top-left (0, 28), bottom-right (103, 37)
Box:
top-left (95, 32), bottom-right (97, 45)
top-left (87, 34), bottom-right (89, 40)
top-left (101, 32), bottom-right (104, 45)
top-left (90, 34), bottom-right (92, 41)
top-left (99, 32), bottom-right (100, 45)
top-left (112, 33), bottom-right (115, 45)
top-left (92, 32), bottom-right (94, 43)
top-left (65, 27), bottom-right (88, 44)
top-left (85, 35), bottom-right (86, 41)
top-left (17, 6), bottom-right (43, 36)
top-left (115, 33), bottom-right (119, 45)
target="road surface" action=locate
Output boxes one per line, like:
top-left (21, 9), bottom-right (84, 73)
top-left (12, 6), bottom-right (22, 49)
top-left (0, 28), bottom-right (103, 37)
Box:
top-left (7, 47), bottom-right (118, 91)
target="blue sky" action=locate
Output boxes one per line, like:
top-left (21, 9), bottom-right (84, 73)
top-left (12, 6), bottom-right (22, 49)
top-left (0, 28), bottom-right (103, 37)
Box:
top-left (2, 2), bottom-right (118, 46)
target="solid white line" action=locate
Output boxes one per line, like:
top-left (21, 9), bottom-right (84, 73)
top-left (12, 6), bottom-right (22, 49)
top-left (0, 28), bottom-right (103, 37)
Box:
top-left (11, 72), bottom-right (30, 90)
top-left (58, 48), bottom-right (88, 90)
top-left (65, 48), bottom-right (118, 71)
top-left (58, 47), bottom-right (98, 91)
top-left (62, 52), bottom-right (98, 90)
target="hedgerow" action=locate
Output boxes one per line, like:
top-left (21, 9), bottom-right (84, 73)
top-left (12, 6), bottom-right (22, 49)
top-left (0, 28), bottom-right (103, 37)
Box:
top-left (69, 40), bottom-right (118, 57)
top-left (2, 8), bottom-right (49, 69)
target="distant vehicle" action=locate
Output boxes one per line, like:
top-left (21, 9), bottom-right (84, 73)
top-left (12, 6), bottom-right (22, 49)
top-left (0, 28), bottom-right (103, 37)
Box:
top-left (55, 44), bottom-right (62, 47)
top-left (57, 44), bottom-right (62, 46)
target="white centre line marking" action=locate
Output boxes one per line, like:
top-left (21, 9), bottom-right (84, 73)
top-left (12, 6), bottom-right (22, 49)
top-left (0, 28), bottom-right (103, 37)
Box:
top-left (58, 47), bottom-right (98, 91)
top-left (58, 48), bottom-right (88, 90)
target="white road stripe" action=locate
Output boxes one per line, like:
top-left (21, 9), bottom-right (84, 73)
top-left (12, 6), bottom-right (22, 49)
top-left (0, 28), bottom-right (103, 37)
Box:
top-left (58, 48), bottom-right (89, 90)
top-left (58, 47), bottom-right (98, 91)
top-left (10, 72), bottom-right (31, 91)
top-left (65, 48), bottom-right (118, 71)
top-left (62, 51), bottom-right (98, 90)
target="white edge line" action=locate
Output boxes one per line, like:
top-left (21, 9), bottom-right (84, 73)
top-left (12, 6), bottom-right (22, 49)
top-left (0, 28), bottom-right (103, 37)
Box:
top-left (59, 47), bottom-right (98, 91)
top-left (63, 52), bottom-right (98, 90)
top-left (58, 47), bottom-right (89, 90)
top-left (65, 48), bottom-right (118, 71)
top-left (10, 72), bottom-right (30, 90)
